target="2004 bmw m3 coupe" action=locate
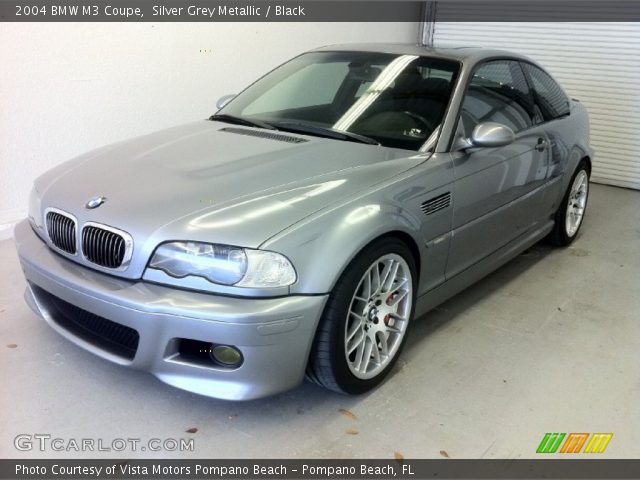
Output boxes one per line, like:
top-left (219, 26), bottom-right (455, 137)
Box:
top-left (15, 44), bottom-right (591, 400)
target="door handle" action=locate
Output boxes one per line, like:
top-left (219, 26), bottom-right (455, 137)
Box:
top-left (535, 138), bottom-right (548, 152)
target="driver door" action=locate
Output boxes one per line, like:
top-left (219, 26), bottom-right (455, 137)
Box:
top-left (446, 60), bottom-right (550, 278)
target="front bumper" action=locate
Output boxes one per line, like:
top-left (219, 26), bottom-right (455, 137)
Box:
top-left (14, 220), bottom-right (327, 400)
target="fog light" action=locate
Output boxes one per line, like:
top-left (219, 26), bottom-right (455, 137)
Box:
top-left (210, 345), bottom-right (243, 367)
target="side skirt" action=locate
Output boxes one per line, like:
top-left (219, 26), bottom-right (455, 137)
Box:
top-left (414, 220), bottom-right (554, 318)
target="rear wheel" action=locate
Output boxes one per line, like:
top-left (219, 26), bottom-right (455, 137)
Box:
top-left (307, 238), bottom-right (416, 394)
top-left (550, 161), bottom-right (590, 246)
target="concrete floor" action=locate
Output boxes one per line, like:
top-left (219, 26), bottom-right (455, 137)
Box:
top-left (1, 183), bottom-right (639, 460)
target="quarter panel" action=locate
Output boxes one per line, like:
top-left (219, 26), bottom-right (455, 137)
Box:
top-left (537, 101), bottom-right (592, 221)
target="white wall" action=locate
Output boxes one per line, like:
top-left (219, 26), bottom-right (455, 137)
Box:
top-left (0, 22), bottom-right (418, 238)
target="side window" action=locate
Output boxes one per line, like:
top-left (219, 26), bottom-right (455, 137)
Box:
top-left (522, 63), bottom-right (570, 121)
top-left (459, 60), bottom-right (534, 136)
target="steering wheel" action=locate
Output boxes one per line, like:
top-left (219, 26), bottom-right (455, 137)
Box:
top-left (350, 111), bottom-right (436, 139)
top-left (400, 111), bottom-right (436, 136)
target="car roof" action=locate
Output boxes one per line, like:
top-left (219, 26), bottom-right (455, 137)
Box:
top-left (312, 43), bottom-right (534, 65)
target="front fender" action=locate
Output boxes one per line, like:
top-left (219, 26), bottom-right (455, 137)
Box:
top-left (260, 152), bottom-right (456, 296)
top-left (263, 196), bottom-right (425, 295)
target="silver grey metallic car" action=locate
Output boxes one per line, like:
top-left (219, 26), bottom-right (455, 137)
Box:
top-left (15, 44), bottom-right (591, 400)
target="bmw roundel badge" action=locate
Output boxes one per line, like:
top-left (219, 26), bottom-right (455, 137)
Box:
top-left (85, 196), bottom-right (107, 209)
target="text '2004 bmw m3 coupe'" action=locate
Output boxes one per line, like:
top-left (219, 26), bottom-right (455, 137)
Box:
top-left (15, 44), bottom-right (591, 400)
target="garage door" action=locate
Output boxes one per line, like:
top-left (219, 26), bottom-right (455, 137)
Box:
top-left (431, 21), bottom-right (640, 190)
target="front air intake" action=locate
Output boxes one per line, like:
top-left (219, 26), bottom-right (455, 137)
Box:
top-left (33, 285), bottom-right (139, 360)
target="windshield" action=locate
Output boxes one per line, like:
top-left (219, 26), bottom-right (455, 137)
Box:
top-left (218, 51), bottom-right (460, 151)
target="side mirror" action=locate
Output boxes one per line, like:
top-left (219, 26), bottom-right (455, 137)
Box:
top-left (216, 94), bottom-right (236, 110)
top-left (470, 122), bottom-right (515, 148)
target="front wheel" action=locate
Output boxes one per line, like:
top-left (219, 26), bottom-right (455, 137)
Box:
top-left (307, 238), bottom-right (416, 394)
top-left (549, 161), bottom-right (590, 246)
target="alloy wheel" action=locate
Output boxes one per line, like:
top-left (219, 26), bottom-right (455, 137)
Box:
top-left (344, 254), bottom-right (413, 380)
top-left (565, 170), bottom-right (589, 237)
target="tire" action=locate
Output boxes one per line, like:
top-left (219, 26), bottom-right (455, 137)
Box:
top-left (307, 237), bottom-right (417, 394)
top-left (549, 160), bottom-right (590, 247)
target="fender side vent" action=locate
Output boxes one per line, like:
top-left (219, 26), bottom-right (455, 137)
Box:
top-left (219, 127), bottom-right (307, 144)
top-left (421, 192), bottom-right (451, 216)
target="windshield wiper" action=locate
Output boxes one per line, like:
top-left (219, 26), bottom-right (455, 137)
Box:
top-left (271, 121), bottom-right (380, 146)
top-left (209, 113), bottom-right (276, 131)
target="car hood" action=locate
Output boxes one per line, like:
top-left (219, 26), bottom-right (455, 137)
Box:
top-left (36, 120), bottom-right (426, 278)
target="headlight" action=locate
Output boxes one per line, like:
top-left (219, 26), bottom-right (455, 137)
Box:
top-left (149, 242), bottom-right (247, 286)
top-left (148, 241), bottom-right (296, 288)
top-left (236, 250), bottom-right (297, 288)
